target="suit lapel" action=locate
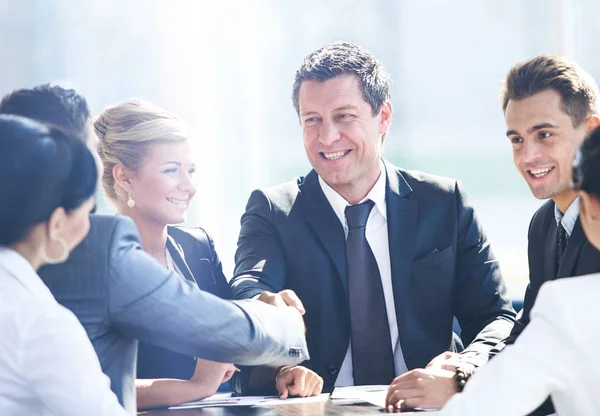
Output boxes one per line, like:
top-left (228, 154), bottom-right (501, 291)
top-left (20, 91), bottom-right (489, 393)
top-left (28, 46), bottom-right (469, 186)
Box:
top-left (166, 235), bottom-right (197, 284)
top-left (297, 170), bottom-right (348, 292)
top-left (558, 218), bottom-right (586, 278)
top-left (385, 162), bottom-right (418, 321)
top-left (545, 217), bottom-right (559, 280)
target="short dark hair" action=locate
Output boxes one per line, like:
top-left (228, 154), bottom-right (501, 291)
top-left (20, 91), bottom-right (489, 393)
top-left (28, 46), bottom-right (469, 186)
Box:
top-left (0, 114), bottom-right (97, 245)
top-left (501, 55), bottom-right (599, 127)
top-left (572, 126), bottom-right (600, 199)
top-left (292, 41), bottom-right (391, 117)
top-left (0, 84), bottom-right (91, 141)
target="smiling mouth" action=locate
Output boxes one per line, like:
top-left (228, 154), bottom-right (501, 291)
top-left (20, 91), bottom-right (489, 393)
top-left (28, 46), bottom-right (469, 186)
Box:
top-left (166, 198), bottom-right (188, 207)
top-left (527, 166), bottom-right (554, 179)
top-left (320, 150), bottom-right (351, 160)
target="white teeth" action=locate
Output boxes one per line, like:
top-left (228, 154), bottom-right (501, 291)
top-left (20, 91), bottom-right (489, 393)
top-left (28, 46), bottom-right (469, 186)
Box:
top-left (166, 198), bottom-right (186, 206)
top-left (530, 167), bottom-right (552, 178)
top-left (323, 151), bottom-right (347, 160)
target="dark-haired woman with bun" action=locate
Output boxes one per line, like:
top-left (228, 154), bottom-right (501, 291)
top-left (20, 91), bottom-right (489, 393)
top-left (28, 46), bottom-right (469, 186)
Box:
top-left (0, 115), bottom-right (127, 415)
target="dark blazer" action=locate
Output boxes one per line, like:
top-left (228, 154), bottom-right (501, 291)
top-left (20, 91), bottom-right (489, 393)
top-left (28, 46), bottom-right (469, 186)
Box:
top-left (38, 215), bottom-right (310, 413)
top-left (490, 199), bottom-right (600, 416)
top-left (136, 226), bottom-right (230, 380)
top-left (231, 160), bottom-right (516, 390)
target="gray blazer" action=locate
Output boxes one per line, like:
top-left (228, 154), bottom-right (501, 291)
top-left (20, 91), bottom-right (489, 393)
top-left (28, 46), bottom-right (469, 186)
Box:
top-left (38, 215), bottom-right (308, 414)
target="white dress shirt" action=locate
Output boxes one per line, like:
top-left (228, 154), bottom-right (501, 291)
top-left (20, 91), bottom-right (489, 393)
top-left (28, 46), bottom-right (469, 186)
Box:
top-left (0, 247), bottom-right (127, 415)
top-left (440, 274), bottom-right (600, 415)
top-left (319, 161), bottom-right (409, 386)
top-left (554, 196), bottom-right (579, 237)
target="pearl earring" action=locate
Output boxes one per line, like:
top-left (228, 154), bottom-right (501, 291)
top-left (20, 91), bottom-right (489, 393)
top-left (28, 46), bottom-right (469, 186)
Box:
top-left (127, 190), bottom-right (135, 208)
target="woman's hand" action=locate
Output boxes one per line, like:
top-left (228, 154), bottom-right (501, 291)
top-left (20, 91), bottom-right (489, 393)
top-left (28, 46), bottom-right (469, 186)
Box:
top-left (190, 357), bottom-right (237, 392)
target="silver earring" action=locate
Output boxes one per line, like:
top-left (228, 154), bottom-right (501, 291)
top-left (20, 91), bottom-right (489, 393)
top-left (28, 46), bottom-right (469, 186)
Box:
top-left (127, 190), bottom-right (135, 208)
top-left (41, 236), bottom-right (69, 265)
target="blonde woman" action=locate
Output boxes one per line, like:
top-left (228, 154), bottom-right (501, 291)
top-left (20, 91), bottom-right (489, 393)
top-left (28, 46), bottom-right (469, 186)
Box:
top-left (95, 100), bottom-right (237, 409)
top-left (95, 100), bottom-right (323, 408)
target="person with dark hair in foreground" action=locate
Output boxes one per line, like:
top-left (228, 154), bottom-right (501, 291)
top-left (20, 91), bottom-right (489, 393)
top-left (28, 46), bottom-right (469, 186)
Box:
top-left (0, 85), bottom-right (309, 414)
top-left (230, 42), bottom-right (515, 399)
top-left (0, 115), bottom-right (127, 415)
top-left (428, 126), bottom-right (600, 415)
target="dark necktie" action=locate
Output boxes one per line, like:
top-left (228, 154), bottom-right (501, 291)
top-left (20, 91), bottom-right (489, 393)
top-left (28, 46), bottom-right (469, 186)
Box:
top-left (345, 200), bottom-right (395, 385)
top-left (557, 221), bottom-right (567, 270)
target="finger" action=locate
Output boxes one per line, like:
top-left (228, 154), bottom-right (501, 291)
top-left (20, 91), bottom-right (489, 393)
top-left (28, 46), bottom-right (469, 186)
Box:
top-left (302, 376), bottom-right (317, 397)
top-left (287, 372), bottom-right (307, 396)
top-left (258, 292), bottom-right (287, 308)
top-left (311, 377), bottom-right (324, 396)
top-left (276, 373), bottom-right (292, 399)
top-left (280, 290), bottom-right (306, 315)
top-left (402, 396), bottom-right (425, 410)
top-left (386, 390), bottom-right (406, 408)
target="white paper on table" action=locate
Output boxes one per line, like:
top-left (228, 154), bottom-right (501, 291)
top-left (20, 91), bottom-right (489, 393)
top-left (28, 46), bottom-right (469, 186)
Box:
top-left (259, 393), bottom-right (330, 406)
top-left (330, 385), bottom-right (389, 406)
top-left (169, 392), bottom-right (330, 410)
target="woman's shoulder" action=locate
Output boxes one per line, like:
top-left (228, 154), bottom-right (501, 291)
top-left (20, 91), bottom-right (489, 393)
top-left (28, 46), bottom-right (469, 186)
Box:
top-left (167, 226), bottom-right (216, 259)
top-left (167, 225), bottom-right (212, 246)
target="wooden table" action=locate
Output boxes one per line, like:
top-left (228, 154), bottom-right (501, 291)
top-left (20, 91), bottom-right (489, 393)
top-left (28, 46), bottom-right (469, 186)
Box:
top-left (139, 401), bottom-right (437, 415)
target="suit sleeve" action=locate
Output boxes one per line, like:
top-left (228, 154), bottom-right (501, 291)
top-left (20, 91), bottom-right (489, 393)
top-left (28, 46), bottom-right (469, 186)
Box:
top-left (486, 212), bottom-right (538, 360)
top-left (440, 284), bottom-right (572, 416)
top-left (230, 189), bottom-right (288, 300)
top-left (452, 181), bottom-right (516, 365)
top-left (105, 216), bottom-right (309, 367)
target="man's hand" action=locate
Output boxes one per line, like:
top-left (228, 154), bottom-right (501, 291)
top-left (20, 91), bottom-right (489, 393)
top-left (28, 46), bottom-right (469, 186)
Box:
top-left (385, 368), bottom-right (456, 410)
top-left (426, 351), bottom-right (462, 372)
top-left (275, 366), bottom-right (323, 399)
top-left (256, 289), bottom-right (306, 315)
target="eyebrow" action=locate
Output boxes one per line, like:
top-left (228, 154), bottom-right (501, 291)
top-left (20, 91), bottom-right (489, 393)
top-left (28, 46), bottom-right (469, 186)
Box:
top-left (300, 104), bottom-right (359, 118)
top-left (160, 161), bottom-right (181, 166)
top-left (506, 122), bottom-right (559, 137)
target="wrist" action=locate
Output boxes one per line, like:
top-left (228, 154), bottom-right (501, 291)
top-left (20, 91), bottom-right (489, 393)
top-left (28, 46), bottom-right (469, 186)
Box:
top-left (273, 365), bottom-right (293, 381)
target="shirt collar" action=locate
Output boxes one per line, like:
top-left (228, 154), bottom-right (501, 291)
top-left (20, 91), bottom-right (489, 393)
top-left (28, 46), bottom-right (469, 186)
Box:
top-left (0, 246), bottom-right (54, 300)
top-left (318, 159), bottom-right (388, 227)
top-left (554, 196), bottom-right (580, 238)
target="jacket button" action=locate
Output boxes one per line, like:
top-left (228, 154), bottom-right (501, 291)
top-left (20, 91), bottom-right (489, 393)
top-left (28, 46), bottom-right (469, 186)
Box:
top-left (328, 365), bottom-right (338, 375)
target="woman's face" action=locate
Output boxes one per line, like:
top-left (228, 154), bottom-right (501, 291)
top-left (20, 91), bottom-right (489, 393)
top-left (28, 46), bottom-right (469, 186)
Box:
top-left (130, 140), bottom-right (197, 226)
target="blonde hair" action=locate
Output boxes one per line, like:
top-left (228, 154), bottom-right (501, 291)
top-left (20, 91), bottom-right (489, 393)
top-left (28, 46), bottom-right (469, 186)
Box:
top-left (94, 99), bottom-right (189, 202)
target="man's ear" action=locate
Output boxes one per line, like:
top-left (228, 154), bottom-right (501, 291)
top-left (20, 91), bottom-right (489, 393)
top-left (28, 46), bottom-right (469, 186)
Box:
top-left (378, 100), bottom-right (393, 135)
top-left (585, 114), bottom-right (600, 133)
top-left (112, 164), bottom-right (133, 194)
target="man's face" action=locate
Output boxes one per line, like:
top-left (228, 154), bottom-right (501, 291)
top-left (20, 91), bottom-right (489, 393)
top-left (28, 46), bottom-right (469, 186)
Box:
top-left (298, 74), bottom-right (391, 201)
top-left (505, 89), bottom-right (589, 202)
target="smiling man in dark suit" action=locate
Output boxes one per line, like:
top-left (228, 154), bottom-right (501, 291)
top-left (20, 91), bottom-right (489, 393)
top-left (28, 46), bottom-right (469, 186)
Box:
top-left (230, 42), bottom-right (516, 402)
top-left (492, 55), bottom-right (600, 416)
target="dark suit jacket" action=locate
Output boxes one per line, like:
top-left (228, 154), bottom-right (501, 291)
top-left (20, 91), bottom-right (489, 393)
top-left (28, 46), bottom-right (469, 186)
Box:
top-left (38, 215), bottom-right (310, 413)
top-left (489, 199), bottom-right (600, 416)
top-left (136, 226), bottom-right (230, 380)
top-left (231, 160), bottom-right (516, 390)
